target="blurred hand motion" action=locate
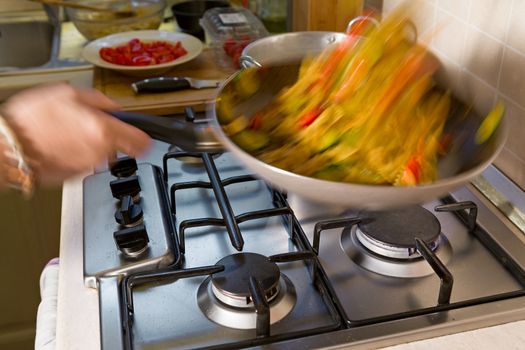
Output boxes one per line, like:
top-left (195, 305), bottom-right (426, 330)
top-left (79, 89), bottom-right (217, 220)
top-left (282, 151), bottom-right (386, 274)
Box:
top-left (2, 83), bottom-right (151, 184)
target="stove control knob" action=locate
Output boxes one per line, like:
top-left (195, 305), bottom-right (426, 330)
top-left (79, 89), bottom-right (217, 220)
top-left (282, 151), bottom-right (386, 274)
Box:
top-left (110, 176), bottom-right (141, 200)
top-left (113, 224), bottom-right (149, 258)
top-left (115, 195), bottom-right (143, 226)
top-left (110, 157), bottom-right (138, 178)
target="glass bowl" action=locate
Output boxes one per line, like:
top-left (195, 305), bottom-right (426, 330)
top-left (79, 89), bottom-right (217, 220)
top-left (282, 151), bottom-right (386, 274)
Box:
top-left (66, 0), bottom-right (166, 41)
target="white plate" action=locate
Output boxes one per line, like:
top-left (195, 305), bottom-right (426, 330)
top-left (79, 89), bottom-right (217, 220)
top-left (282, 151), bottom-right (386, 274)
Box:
top-left (82, 30), bottom-right (203, 77)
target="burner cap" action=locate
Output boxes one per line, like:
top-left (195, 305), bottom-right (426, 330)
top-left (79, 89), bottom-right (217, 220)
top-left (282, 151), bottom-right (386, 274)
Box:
top-left (358, 206), bottom-right (441, 248)
top-left (212, 253), bottom-right (280, 304)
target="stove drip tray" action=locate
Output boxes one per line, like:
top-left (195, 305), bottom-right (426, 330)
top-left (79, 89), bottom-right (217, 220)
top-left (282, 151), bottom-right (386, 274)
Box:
top-left (342, 206), bottom-right (453, 278)
top-left (197, 253), bottom-right (296, 329)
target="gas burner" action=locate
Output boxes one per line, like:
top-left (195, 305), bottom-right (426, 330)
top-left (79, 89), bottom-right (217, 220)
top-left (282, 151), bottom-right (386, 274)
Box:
top-left (356, 206), bottom-right (441, 260)
top-left (212, 253), bottom-right (281, 307)
top-left (342, 206), bottom-right (452, 278)
top-left (197, 253), bottom-right (296, 329)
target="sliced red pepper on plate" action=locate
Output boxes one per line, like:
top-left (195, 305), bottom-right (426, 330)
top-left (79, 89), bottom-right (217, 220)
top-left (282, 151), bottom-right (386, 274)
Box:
top-left (99, 38), bottom-right (188, 66)
top-left (131, 55), bottom-right (155, 66)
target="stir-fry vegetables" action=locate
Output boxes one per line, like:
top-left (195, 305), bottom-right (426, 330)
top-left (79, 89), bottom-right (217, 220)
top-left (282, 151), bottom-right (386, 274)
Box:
top-left (218, 6), bottom-right (500, 186)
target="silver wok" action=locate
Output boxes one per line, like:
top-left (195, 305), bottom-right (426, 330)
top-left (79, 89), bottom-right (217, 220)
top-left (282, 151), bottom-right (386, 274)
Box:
top-left (239, 16), bottom-right (379, 68)
top-left (112, 63), bottom-right (506, 210)
top-left (206, 63), bottom-right (508, 210)
top-left (239, 31), bottom-right (348, 68)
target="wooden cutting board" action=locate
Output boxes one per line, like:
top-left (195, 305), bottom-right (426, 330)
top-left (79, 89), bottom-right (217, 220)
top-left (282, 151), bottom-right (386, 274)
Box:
top-left (93, 49), bottom-right (235, 115)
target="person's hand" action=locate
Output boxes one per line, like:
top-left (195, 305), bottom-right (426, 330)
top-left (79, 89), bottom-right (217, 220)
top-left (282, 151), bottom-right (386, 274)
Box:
top-left (1, 83), bottom-right (151, 184)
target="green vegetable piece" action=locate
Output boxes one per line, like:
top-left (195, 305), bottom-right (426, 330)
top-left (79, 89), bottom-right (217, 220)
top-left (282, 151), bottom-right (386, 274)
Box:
top-left (235, 68), bottom-right (260, 99)
top-left (314, 165), bottom-right (346, 181)
top-left (319, 130), bottom-right (340, 152)
top-left (217, 93), bottom-right (236, 124)
top-left (341, 128), bottom-right (361, 147)
top-left (232, 130), bottom-right (270, 152)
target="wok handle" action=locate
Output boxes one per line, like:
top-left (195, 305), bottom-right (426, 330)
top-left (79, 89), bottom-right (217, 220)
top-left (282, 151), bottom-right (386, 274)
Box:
top-left (346, 15), bottom-right (380, 35)
top-left (239, 55), bottom-right (262, 69)
top-left (110, 111), bottom-right (198, 149)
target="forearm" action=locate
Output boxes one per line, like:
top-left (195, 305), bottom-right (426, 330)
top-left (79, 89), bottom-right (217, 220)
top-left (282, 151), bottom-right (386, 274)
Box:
top-left (0, 83), bottom-right (150, 187)
top-left (0, 115), bottom-right (34, 196)
top-left (0, 140), bottom-right (8, 190)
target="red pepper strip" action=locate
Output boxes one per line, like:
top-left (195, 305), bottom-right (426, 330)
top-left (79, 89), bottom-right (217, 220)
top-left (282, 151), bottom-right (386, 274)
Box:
top-left (399, 156), bottom-right (422, 185)
top-left (333, 58), bottom-right (368, 102)
top-left (438, 133), bottom-right (452, 155)
top-left (249, 112), bottom-right (263, 130)
top-left (298, 107), bottom-right (323, 128)
top-left (307, 78), bottom-right (322, 90)
top-left (322, 36), bottom-right (357, 77)
top-left (407, 157), bottom-right (421, 183)
top-left (374, 47), bottom-right (439, 118)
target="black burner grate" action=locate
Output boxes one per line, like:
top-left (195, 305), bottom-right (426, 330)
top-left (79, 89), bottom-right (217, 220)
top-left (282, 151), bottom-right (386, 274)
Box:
top-left (120, 250), bottom-right (340, 349)
top-left (117, 149), bottom-right (343, 350)
top-left (92, 107), bottom-right (525, 350)
top-left (308, 197), bottom-right (525, 326)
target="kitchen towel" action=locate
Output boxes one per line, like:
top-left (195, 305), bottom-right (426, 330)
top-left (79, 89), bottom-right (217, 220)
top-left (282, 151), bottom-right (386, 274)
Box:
top-left (35, 257), bottom-right (59, 350)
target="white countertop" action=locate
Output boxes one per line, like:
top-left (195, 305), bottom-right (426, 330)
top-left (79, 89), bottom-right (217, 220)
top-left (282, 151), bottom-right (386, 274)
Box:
top-left (56, 177), bottom-right (525, 350)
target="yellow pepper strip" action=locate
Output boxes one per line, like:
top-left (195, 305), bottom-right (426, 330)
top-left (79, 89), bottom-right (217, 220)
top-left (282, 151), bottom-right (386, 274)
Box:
top-left (475, 101), bottom-right (505, 144)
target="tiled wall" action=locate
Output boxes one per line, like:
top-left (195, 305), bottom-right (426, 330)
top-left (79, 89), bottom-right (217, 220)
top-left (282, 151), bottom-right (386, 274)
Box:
top-left (384, 0), bottom-right (525, 190)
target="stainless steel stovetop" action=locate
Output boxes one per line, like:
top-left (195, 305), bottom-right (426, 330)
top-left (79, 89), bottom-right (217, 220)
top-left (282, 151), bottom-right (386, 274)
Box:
top-left (83, 117), bottom-right (525, 350)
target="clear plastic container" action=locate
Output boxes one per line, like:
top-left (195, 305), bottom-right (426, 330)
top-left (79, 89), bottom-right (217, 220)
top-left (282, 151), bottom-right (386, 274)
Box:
top-left (200, 7), bottom-right (269, 68)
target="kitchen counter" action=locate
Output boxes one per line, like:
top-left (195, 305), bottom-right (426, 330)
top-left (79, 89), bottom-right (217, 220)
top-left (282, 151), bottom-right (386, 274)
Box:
top-left (56, 163), bottom-right (525, 350)
top-left (0, 20), bottom-right (180, 102)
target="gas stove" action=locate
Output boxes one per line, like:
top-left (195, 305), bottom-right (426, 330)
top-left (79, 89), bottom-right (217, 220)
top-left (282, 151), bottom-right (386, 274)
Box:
top-left (82, 110), bottom-right (525, 350)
